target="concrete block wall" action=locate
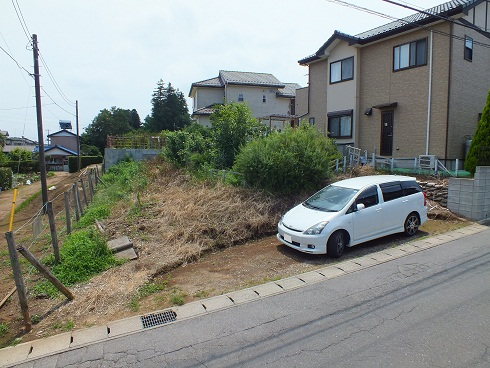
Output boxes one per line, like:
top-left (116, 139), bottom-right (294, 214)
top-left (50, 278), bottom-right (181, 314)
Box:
top-left (447, 166), bottom-right (490, 221)
top-left (104, 148), bottom-right (160, 171)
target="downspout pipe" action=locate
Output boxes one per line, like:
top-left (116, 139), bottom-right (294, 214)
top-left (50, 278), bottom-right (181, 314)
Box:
top-left (426, 30), bottom-right (433, 155)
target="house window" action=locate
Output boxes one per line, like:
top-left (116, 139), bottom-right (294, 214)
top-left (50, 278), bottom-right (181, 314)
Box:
top-left (238, 93), bottom-right (244, 102)
top-left (330, 56), bottom-right (354, 84)
top-left (309, 117), bottom-right (315, 126)
top-left (327, 110), bottom-right (353, 138)
top-left (464, 36), bottom-right (473, 61)
top-left (263, 95), bottom-right (266, 103)
top-left (393, 38), bottom-right (427, 71)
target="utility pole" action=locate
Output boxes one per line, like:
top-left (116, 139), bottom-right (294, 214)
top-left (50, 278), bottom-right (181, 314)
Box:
top-left (76, 100), bottom-right (80, 172)
top-left (33, 34), bottom-right (49, 210)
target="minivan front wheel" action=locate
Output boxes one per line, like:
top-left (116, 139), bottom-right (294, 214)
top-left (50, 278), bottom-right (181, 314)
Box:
top-left (404, 213), bottom-right (420, 236)
top-left (327, 231), bottom-right (347, 258)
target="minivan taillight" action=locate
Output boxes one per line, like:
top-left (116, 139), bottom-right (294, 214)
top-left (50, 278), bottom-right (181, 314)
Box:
top-left (423, 192), bottom-right (427, 206)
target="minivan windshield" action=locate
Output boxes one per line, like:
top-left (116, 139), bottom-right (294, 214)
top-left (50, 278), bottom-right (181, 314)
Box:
top-left (303, 185), bottom-right (358, 212)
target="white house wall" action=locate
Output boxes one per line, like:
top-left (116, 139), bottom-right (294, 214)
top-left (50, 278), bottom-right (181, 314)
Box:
top-left (225, 85), bottom-right (291, 118)
top-left (194, 87), bottom-right (224, 110)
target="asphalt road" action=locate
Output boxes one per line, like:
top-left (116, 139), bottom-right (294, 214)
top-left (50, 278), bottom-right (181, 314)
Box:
top-left (17, 228), bottom-right (490, 368)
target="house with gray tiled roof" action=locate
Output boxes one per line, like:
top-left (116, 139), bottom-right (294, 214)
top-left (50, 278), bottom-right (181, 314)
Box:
top-left (298, 0), bottom-right (490, 169)
top-left (189, 70), bottom-right (301, 129)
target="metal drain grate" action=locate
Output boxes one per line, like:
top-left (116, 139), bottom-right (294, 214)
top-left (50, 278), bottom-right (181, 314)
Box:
top-left (141, 310), bottom-right (177, 329)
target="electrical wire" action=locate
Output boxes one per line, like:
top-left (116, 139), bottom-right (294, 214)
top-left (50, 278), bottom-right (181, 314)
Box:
top-left (10, 0), bottom-right (76, 114)
top-left (11, 0), bottom-right (32, 45)
top-left (324, 0), bottom-right (490, 48)
top-left (39, 52), bottom-right (76, 107)
top-left (382, 0), bottom-right (489, 34)
top-left (41, 86), bottom-right (76, 117)
top-left (0, 44), bottom-right (32, 76)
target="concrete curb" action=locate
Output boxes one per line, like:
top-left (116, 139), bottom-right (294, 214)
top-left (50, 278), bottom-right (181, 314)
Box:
top-left (0, 223), bottom-right (487, 367)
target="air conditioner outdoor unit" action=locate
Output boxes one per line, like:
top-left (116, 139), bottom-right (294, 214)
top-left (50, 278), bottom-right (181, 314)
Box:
top-left (419, 155), bottom-right (437, 169)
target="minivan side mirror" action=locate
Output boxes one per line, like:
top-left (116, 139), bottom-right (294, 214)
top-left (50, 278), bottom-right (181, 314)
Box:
top-left (356, 203), bottom-right (366, 211)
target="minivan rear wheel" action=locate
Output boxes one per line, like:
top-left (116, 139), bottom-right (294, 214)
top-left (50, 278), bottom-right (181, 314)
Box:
top-left (327, 231), bottom-right (347, 258)
top-left (404, 212), bottom-right (420, 236)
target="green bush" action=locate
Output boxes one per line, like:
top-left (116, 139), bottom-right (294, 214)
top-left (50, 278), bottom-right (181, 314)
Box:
top-left (210, 102), bottom-right (268, 169)
top-left (0, 167), bottom-right (12, 190)
top-left (52, 228), bottom-right (118, 285)
top-left (234, 124), bottom-right (341, 193)
top-left (68, 156), bottom-right (103, 173)
top-left (162, 123), bottom-right (213, 169)
top-left (465, 90), bottom-right (490, 174)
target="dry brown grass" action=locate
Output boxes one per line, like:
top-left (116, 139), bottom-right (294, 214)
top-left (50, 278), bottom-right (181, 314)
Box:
top-left (103, 161), bottom-right (302, 278)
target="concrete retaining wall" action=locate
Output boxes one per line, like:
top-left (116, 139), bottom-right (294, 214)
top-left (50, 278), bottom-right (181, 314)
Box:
top-left (447, 166), bottom-right (490, 221)
top-left (104, 148), bottom-right (160, 171)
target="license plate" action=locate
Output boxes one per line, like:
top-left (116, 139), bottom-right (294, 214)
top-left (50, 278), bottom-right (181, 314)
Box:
top-left (284, 234), bottom-right (292, 243)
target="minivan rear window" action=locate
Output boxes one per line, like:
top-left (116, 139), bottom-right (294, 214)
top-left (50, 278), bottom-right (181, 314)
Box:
top-left (401, 180), bottom-right (422, 196)
top-left (380, 182), bottom-right (404, 202)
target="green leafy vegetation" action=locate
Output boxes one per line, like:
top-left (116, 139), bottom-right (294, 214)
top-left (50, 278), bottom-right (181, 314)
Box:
top-left (465, 90), bottom-right (490, 174)
top-left (33, 228), bottom-right (121, 298)
top-left (234, 123), bottom-right (341, 193)
top-left (0, 323), bottom-right (9, 337)
top-left (169, 290), bottom-right (186, 306)
top-left (143, 80), bottom-right (191, 132)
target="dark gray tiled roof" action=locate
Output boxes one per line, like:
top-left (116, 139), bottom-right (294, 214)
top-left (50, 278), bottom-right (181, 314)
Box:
top-left (299, 0), bottom-right (479, 64)
top-left (277, 83), bottom-right (301, 97)
top-left (355, 0), bottom-right (478, 40)
top-left (219, 70), bottom-right (285, 88)
top-left (192, 105), bottom-right (217, 116)
top-left (192, 77), bottom-right (223, 88)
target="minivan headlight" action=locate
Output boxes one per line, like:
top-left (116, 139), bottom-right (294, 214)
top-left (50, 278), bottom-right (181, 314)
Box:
top-left (304, 221), bottom-right (329, 235)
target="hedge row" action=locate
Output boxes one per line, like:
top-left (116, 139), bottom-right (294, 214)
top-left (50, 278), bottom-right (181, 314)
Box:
top-left (0, 160), bottom-right (40, 174)
top-left (68, 156), bottom-right (103, 173)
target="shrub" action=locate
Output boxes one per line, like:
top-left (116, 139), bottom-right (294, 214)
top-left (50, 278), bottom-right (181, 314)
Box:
top-left (234, 124), bottom-right (341, 193)
top-left (210, 102), bottom-right (268, 169)
top-left (0, 167), bottom-right (12, 190)
top-left (465, 90), bottom-right (490, 174)
top-left (162, 123), bottom-right (213, 169)
top-left (52, 228), bottom-right (118, 285)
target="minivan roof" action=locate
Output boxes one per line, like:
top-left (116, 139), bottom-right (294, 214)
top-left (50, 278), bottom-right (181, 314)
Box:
top-left (332, 175), bottom-right (416, 190)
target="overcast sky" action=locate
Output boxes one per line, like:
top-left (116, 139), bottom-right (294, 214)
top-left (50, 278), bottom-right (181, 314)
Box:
top-left (1, 0), bottom-right (444, 142)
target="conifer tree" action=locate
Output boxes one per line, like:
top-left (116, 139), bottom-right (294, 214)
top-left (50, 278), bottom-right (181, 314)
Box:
top-left (465, 90), bottom-right (490, 174)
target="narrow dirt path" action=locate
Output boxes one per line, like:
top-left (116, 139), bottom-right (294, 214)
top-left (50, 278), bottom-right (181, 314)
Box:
top-left (0, 172), bottom-right (77, 231)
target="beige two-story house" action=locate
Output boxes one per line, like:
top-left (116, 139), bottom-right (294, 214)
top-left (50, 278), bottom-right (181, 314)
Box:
top-left (298, 0), bottom-right (490, 169)
top-left (189, 70), bottom-right (301, 129)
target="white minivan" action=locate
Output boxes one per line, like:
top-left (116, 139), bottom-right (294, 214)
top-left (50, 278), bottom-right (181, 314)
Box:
top-left (277, 175), bottom-right (427, 257)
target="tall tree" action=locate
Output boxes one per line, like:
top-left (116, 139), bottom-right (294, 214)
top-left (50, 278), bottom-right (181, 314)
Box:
top-left (130, 109), bottom-right (141, 130)
top-left (81, 107), bottom-right (136, 153)
top-left (210, 102), bottom-right (267, 169)
top-left (144, 80), bottom-right (191, 132)
top-left (0, 132), bottom-right (5, 148)
top-left (465, 90), bottom-right (490, 174)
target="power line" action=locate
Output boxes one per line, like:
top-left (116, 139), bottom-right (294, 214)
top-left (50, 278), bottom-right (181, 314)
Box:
top-left (41, 86), bottom-right (76, 117)
top-left (382, 0), bottom-right (489, 34)
top-left (324, 0), bottom-right (490, 48)
top-left (39, 52), bottom-right (76, 107)
top-left (10, 0), bottom-right (76, 109)
top-left (11, 0), bottom-right (32, 45)
top-left (0, 44), bottom-right (32, 76)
